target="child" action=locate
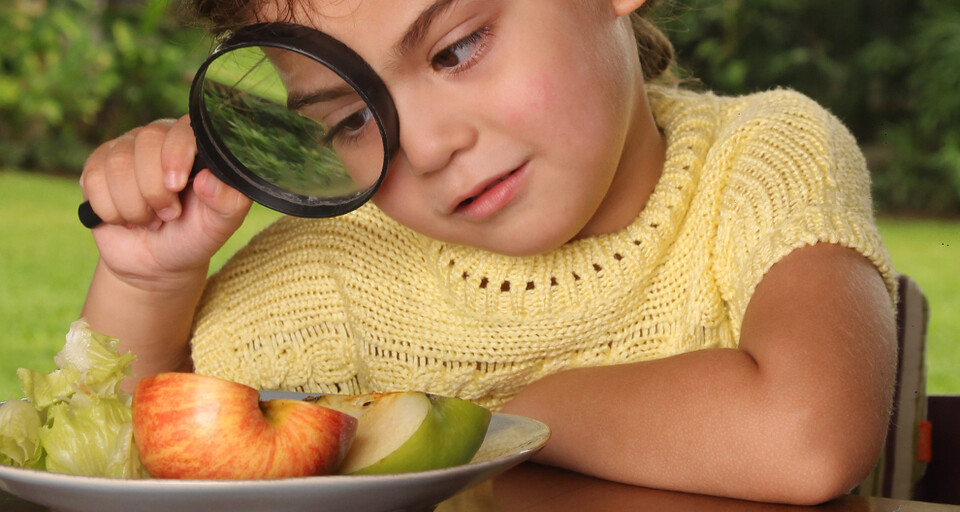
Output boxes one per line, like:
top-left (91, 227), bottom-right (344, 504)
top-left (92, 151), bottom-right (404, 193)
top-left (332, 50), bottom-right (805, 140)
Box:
top-left (78, 0), bottom-right (898, 505)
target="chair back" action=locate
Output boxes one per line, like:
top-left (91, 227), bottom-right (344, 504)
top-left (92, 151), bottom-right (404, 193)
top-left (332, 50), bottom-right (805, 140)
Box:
top-left (855, 274), bottom-right (930, 499)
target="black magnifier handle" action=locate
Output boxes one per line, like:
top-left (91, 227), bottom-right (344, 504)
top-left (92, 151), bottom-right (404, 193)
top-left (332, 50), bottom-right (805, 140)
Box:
top-left (78, 159), bottom-right (205, 229)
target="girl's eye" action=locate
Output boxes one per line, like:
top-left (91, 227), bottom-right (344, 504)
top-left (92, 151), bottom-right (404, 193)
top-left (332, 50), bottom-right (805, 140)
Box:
top-left (325, 107), bottom-right (373, 146)
top-left (431, 26), bottom-right (491, 72)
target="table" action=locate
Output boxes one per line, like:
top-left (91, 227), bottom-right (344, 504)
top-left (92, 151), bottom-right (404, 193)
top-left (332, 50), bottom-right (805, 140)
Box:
top-left (2, 463), bottom-right (957, 511)
top-left (437, 463), bottom-right (960, 511)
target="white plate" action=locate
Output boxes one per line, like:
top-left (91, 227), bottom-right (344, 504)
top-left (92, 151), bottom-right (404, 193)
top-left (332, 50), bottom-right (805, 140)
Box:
top-left (0, 393), bottom-right (549, 512)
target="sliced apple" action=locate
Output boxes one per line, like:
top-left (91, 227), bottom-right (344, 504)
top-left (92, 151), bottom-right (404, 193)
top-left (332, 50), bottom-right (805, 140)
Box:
top-left (132, 373), bottom-right (357, 479)
top-left (309, 391), bottom-right (491, 475)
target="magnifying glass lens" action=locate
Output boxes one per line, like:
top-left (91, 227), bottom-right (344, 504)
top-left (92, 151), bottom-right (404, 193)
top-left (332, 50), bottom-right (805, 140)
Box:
top-left (200, 45), bottom-right (384, 205)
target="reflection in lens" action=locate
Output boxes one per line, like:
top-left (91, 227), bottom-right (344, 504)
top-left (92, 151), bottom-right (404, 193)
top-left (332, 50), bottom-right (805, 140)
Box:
top-left (199, 45), bottom-right (385, 201)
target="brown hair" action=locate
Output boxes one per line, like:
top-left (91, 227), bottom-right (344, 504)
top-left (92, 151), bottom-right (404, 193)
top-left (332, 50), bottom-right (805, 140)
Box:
top-left (185, 0), bottom-right (675, 81)
top-left (186, 0), bottom-right (257, 36)
top-left (630, 0), bottom-right (676, 83)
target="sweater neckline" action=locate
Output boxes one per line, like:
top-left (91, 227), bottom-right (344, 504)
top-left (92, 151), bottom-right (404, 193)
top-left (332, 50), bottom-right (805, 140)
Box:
top-left (423, 87), bottom-right (718, 317)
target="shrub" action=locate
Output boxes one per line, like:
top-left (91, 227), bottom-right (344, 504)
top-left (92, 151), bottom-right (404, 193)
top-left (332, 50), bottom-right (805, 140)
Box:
top-left (0, 0), bottom-right (208, 173)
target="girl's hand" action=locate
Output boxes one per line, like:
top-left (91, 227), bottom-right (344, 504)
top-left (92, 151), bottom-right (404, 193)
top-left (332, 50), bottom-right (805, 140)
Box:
top-left (80, 115), bottom-right (252, 290)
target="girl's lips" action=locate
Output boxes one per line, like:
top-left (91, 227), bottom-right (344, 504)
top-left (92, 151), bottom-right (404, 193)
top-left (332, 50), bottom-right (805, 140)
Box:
top-left (453, 163), bottom-right (528, 220)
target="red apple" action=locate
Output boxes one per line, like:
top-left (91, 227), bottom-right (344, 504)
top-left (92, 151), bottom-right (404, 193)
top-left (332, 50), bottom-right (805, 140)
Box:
top-left (132, 373), bottom-right (356, 479)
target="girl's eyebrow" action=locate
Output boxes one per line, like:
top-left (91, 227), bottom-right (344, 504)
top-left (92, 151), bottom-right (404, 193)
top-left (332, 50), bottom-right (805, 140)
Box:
top-left (289, 0), bottom-right (462, 102)
top-left (393, 0), bottom-right (459, 59)
top-left (287, 83), bottom-right (358, 110)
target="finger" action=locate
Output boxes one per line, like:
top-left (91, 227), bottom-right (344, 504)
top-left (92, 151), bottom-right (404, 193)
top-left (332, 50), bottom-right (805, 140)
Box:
top-left (81, 141), bottom-right (121, 224)
top-left (134, 119), bottom-right (181, 222)
top-left (192, 169), bottom-right (252, 227)
top-left (160, 114), bottom-right (198, 193)
top-left (104, 129), bottom-right (155, 225)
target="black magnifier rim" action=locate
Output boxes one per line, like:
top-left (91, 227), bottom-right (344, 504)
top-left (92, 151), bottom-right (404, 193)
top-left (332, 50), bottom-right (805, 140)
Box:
top-left (189, 22), bottom-right (399, 218)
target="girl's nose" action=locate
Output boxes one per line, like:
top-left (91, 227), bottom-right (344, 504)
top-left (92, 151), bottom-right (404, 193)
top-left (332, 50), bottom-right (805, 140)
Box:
top-left (394, 88), bottom-right (478, 176)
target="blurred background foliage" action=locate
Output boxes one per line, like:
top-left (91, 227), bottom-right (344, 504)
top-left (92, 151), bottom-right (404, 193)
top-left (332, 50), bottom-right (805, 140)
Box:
top-left (0, 0), bottom-right (209, 173)
top-left (2, 0), bottom-right (959, 215)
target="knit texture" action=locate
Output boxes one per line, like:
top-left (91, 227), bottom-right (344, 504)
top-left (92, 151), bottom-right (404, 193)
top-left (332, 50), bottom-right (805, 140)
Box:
top-left (191, 86), bottom-right (898, 411)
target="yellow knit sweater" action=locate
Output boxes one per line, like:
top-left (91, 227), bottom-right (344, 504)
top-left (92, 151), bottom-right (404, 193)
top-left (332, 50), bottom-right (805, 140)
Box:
top-left (191, 86), bottom-right (897, 410)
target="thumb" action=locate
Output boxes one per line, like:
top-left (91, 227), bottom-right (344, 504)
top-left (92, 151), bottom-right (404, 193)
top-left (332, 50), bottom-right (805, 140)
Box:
top-left (191, 169), bottom-right (252, 235)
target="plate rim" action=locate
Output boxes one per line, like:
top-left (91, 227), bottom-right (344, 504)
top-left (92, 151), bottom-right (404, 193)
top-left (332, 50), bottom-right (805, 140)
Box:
top-left (0, 412), bottom-right (549, 489)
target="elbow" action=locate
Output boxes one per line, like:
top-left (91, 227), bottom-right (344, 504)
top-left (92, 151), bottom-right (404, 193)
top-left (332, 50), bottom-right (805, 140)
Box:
top-left (754, 364), bottom-right (895, 504)
top-left (763, 410), bottom-right (887, 505)
top-left (774, 452), bottom-right (876, 506)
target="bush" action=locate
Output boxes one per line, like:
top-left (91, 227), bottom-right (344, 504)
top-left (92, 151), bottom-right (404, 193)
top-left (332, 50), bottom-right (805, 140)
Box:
top-left (0, 0), bottom-right (209, 173)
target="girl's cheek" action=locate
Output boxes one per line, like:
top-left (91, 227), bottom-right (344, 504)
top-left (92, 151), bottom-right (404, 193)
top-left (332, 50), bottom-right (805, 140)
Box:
top-left (500, 71), bottom-right (558, 129)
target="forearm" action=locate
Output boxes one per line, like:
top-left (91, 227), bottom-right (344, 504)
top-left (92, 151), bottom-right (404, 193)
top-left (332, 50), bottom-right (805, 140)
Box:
top-left (500, 347), bottom-right (887, 505)
top-left (82, 259), bottom-right (206, 387)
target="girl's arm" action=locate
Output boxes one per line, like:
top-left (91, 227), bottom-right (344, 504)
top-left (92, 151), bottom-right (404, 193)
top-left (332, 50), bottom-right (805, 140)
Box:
top-left (500, 242), bottom-right (897, 505)
top-left (82, 259), bottom-right (205, 386)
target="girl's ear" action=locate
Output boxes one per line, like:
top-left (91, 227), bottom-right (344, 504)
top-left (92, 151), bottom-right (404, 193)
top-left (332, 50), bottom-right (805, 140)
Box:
top-left (610, 0), bottom-right (648, 17)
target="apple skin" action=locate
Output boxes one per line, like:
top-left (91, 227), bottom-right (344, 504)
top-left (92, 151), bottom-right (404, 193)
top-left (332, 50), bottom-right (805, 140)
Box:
top-left (132, 373), bottom-right (357, 479)
top-left (311, 391), bottom-right (491, 475)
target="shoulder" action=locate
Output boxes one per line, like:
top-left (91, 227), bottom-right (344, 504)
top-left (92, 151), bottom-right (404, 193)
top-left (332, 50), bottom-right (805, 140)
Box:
top-left (722, 88), bottom-right (833, 123)
top-left (716, 88), bottom-right (860, 164)
top-left (648, 84), bottom-right (831, 121)
top-left (227, 204), bottom-right (416, 265)
top-left (702, 89), bottom-right (874, 230)
top-left (199, 203), bottom-right (432, 304)
top-left (197, 205), bottom-right (406, 301)
top-left (709, 88), bottom-right (869, 204)
top-left (700, 89), bottom-right (895, 327)
top-left (649, 85), bottom-right (871, 225)
top-left (648, 86), bottom-right (859, 164)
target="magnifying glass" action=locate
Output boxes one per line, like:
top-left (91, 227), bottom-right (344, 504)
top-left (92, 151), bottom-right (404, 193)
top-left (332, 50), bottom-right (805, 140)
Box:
top-left (78, 22), bottom-right (399, 228)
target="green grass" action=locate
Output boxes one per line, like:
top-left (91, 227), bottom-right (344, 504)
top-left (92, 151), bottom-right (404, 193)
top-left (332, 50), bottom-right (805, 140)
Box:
top-left (1, 170), bottom-right (958, 398)
top-left (878, 218), bottom-right (960, 394)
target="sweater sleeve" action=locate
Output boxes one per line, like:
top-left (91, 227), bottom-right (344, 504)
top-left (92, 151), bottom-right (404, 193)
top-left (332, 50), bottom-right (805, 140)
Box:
top-left (190, 216), bottom-right (363, 394)
top-left (710, 90), bottom-right (898, 340)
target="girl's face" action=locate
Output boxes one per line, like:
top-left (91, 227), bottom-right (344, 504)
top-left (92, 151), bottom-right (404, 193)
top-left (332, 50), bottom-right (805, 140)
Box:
top-left (274, 0), bottom-right (661, 256)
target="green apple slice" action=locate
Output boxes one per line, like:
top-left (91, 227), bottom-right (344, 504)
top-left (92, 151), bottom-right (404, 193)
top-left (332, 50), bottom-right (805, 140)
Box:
top-left (310, 391), bottom-right (491, 475)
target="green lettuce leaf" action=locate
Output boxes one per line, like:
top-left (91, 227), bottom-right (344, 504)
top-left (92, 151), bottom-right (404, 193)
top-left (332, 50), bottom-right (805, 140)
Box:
top-left (40, 395), bottom-right (141, 478)
top-left (17, 367), bottom-right (81, 410)
top-left (0, 399), bottom-right (44, 469)
top-left (53, 318), bottom-right (136, 399)
top-left (1, 319), bottom-right (145, 478)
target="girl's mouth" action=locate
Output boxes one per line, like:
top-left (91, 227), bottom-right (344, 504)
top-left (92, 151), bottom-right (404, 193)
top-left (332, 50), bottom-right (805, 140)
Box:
top-left (453, 164), bottom-right (527, 219)
top-left (458, 172), bottom-right (514, 208)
